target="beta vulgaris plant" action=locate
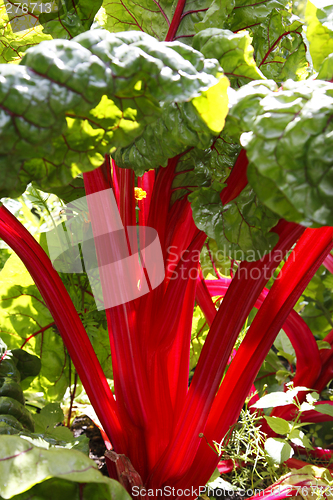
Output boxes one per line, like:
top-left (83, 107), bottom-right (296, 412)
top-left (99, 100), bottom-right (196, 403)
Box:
top-left (1, 0), bottom-right (333, 498)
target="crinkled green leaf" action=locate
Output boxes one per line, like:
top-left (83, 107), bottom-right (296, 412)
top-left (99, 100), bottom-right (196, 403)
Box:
top-left (39, 0), bottom-right (103, 39)
top-left (0, 29), bottom-right (221, 198)
top-left (305, 0), bottom-right (333, 70)
top-left (98, 0), bottom-right (233, 43)
top-left (11, 348), bottom-right (41, 382)
top-left (229, 79), bottom-right (333, 227)
top-left (193, 28), bottom-right (265, 88)
top-left (0, 1), bottom-right (53, 64)
top-left (0, 435), bottom-right (130, 499)
top-left (225, 0), bottom-right (290, 33)
top-left (189, 184), bottom-right (279, 261)
top-left (251, 10), bottom-right (309, 82)
top-left (33, 402), bottom-right (65, 435)
top-left (114, 75), bottom-right (229, 175)
top-left (0, 378), bottom-right (25, 406)
top-left (170, 134), bottom-right (239, 205)
top-left (0, 397), bottom-right (35, 431)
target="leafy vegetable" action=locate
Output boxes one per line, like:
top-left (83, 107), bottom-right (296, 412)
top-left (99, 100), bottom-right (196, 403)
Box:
top-left (0, 435), bottom-right (130, 500)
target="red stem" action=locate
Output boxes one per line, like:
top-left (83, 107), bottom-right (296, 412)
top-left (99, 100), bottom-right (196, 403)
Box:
top-left (183, 227), bottom-right (333, 493)
top-left (0, 204), bottom-right (125, 451)
top-left (165, 0), bottom-right (187, 41)
top-left (220, 149), bottom-right (249, 205)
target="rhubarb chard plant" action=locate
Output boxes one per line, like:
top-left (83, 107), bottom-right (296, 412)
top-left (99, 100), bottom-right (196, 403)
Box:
top-left (1, 0), bottom-right (333, 498)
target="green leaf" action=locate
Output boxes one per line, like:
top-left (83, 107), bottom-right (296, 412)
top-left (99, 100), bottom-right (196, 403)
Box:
top-left (230, 79), bottom-right (333, 227)
top-left (0, 1), bottom-right (53, 64)
top-left (11, 349), bottom-right (41, 382)
top-left (251, 391), bottom-right (295, 408)
top-left (0, 435), bottom-right (131, 499)
top-left (289, 428), bottom-right (313, 449)
top-left (98, 0), bottom-right (234, 42)
top-left (0, 29), bottom-right (222, 198)
top-left (264, 416), bottom-right (291, 435)
top-left (39, 0), bottom-right (103, 39)
top-left (264, 437), bottom-right (294, 464)
top-left (190, 306), bottom-right (210, 370)
top-left (0, 397), bottom-right (35, 432)
top-left (0, 378), bottom-right (25, 406)
top-left (189, 184), bottom-right (279, 261)
top-left (313, 403), bottom-right (333, 417)
top-left (33, 403), bottom-right (65, 434)
top-left (114, 75), bottom-right (229, 175)
top-left (193, 28), bottom-right (265, 88)
top-left (250, 10), bottom-right (309, 82)
top-left (226, 0), bottom-right (290, 33)
top-left (306, 0), bottom-right (333, 70)
top-left (0, 251), bottom-right (69, 400)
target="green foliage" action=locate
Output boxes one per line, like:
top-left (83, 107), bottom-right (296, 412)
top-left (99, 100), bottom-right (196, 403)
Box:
top-left (212, 407), bottom-right (282, 490)
top-left (0, 343), bottom-right (40, 434)
top-left (250, 9), bottom-right (309, 82)
top-left (0, 29), bottom-right (222, 199)
top-left (0, 0), bottom-right (53, 64)
top-left (229, 78), bottom-right (333, 227)
top-left (296, 265), bottom-right (333, 337)
top-left (305, 0), bottom-right (333, 70)
top-left (98, 0), bottom-right (234, 42)
top-left (0, 234), bottom-right (113, 399)
top-left (39, 0), bottom-right (103, 39)
top-left (193, 28), bottom-right (265, 88)
top-left (190, 306), bottom-right (209, 371)
top-left (113, 77), bottom-right (229, 175)
top-left (190, 184), bottom-right (279, 260)
top-left (225, 0), bottom-right (290, 33)
top-left (0, 435), bottom-right (130, 500)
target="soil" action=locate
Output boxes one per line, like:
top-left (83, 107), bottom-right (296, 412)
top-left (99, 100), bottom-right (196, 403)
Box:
top-left (71, 414), bottom-right (108, 476)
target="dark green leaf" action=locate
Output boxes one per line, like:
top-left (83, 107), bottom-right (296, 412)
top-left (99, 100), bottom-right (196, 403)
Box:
top-left (0, 29), bottom-right (222, 198)
top-left (225, 0), bottom-right (290, 33)
top-left (40, 0), bottom-right (103, 39)
top-left (0, 396), bottom-right (34, 431)
top-left (11, 349), bottom-right (41, 381)
top-left (230, 79), bottom-right (333, 227)
top-left (190, 184), bottom-right (279, 261)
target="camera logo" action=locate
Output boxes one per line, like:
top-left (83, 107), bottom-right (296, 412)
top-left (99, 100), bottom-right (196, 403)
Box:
top-left (45, 189), bottom-right (165, 310)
